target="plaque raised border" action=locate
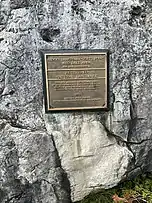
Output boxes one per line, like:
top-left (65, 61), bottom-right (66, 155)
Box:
top-left (41, 49), bottom-right (109, 112)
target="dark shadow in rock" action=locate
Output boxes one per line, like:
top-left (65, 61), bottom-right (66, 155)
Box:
top-left (130, 5), bottom-right (142, 16)
top-left (40, 28), bottom-right (60, 43)
top-left (128, 5), bottom-right (142, 26)
top-left (0, 38), bottom-right (4, 42)
top-left (0, 188), bottom-right (7, 202)
top-left (10, 0), bottom-right (31, 9)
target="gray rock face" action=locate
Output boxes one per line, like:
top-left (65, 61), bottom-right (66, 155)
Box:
top-left (45, 114), bottom-right (133, 201)
top-left (0, 122), bottom-right (71, 203)
top-left (0, 0), bottom-right (152, 202)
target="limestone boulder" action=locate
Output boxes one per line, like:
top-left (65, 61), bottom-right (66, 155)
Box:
top-left (0, 0), bottom-right (152, 202)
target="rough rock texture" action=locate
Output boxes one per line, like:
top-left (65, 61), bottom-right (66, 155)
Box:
top-left (45, 114), bottom-right (133, 201)
top-left (0, 0), bottom-right (152, 202)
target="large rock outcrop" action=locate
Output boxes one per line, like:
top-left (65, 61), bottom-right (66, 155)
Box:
top-left (0, 0), bottom-right (152, 202)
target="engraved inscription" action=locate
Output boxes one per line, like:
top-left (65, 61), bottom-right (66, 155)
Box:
top-left (47, 70), bottom-right (105, 80)
top-left (43, 52), bottom-right (108, 111)
top-left (50, 80), bottom-right (104, 91)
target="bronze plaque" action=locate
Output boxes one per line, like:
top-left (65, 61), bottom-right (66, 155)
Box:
top-left (41, 50), bottom-right (109, 112)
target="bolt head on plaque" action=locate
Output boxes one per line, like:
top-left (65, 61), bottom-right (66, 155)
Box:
top-left (41, 50), bottom-right (109, 112)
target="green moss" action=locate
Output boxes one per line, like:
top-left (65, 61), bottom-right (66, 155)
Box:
top-left (77, 189), bottom-right (116, 203)
top-left (76, 173), bottom-right (152, 203)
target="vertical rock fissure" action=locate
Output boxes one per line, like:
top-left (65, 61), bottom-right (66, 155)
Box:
top-left (127, 77), bottom-right (138, 165)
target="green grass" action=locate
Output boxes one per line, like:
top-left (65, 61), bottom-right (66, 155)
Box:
top-left (77, 173), bottom-right (152, 203)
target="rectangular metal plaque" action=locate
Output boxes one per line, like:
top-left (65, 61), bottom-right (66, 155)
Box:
top-left (41, 50), bottom-right (109, 112)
